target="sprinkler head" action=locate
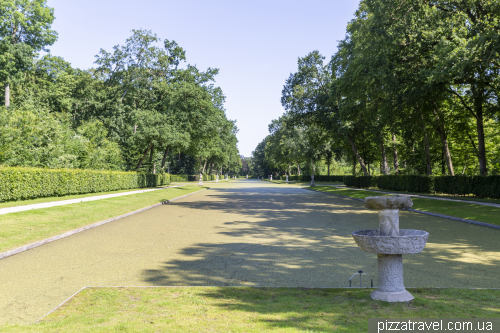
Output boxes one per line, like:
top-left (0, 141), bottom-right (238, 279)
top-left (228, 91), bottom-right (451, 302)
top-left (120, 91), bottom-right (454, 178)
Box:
top-left (358, 270), bottom-right (363, 274)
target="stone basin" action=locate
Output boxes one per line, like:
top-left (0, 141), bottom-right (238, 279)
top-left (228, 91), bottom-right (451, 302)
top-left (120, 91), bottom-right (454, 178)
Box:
top-left (352, 229), bottom-right (429, 254)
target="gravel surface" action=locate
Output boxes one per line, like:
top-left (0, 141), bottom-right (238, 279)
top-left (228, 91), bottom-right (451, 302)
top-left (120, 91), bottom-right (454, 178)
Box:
top-left (0, 180), bottom-right (498, 324)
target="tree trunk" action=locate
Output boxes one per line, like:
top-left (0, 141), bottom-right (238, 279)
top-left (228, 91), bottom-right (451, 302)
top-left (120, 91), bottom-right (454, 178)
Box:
top-left (473, 88), bottom-right (487, 175)
top-left (209, 162), bottom-right (213, 175)
top-left (327, 161), bottom-right (330, 176)
top-left (202, 159), bottom-right (207, 174)
top-left (381, 142), bottom-right (388, 175)
top-left (4, 83), bottom-right (9, 108)
top-left (432, 109), bottom-right (454, 176)
top-left (136, 140), bottom-right (153, 171)
top-left (161, 146), bottom-right (170, 169)
top-left (420, 118), bottom-right (432, 176)
top-left (148, 143), bottom-right (155, 173)
top-left (288, 163), bottom-right (291, 176)
top-left (392, 134), bottom-right (399, 174)
top-left (297, 162), bottom-right (301, 175)
top-left (352, 153), bottom-right (357, 176)
top-left (312, 161), bottom-right (316, 175)
top-left (347, 135), bottom-right (369, 176)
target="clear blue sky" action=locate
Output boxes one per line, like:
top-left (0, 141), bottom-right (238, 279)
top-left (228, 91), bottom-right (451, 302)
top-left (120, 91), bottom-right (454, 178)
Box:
top-left (46, 0), bottom-right (360, 157)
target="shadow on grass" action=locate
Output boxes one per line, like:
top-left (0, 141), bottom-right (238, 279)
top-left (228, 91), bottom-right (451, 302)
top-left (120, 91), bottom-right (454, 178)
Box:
top-left (195, 287), bottom-right (500, 332)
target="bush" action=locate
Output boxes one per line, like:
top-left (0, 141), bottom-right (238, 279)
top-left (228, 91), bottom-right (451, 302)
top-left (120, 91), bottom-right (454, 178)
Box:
top-left (0, 166), bottom-right (170, 202)
top-left (435, 175), bottom-right (500, 198)
top-left (170, 174), bottom-right (189, 182)
top-left (314, 175), bottom-right (345, 182)
top-left (376, 175), bottom-right (432, 193)
top-left (343, 174), bottom-right (500, 198)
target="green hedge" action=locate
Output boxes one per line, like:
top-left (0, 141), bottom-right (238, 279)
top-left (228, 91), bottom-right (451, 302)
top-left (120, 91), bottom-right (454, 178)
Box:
top-left (376, 175), bottom-right (433, 193)
top-left (0, 166), bottom-right (170, 202)
top-left (314, 175), bottom-right (347, 182)
top-left (343, 175), bottom-right (500, 198)
top-left (434, 176), bottom-right (500, 198)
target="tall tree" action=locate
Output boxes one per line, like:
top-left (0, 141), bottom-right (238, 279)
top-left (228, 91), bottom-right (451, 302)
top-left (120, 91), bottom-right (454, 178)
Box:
top-left (0, 0), bottom-right (57, 106)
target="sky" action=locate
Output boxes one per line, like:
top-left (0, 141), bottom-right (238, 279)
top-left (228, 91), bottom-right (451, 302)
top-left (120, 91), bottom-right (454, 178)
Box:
top-left (46, 0), bottom-right (360, 157)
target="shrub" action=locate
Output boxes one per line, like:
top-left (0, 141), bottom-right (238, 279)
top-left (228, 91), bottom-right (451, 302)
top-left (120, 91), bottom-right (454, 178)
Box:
top-left (0, 166), bottom-right (170, 202)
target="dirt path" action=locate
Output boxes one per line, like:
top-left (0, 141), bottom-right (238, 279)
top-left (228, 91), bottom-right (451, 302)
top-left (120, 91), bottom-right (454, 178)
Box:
top-left (1, 180), bottom-right (499, 324)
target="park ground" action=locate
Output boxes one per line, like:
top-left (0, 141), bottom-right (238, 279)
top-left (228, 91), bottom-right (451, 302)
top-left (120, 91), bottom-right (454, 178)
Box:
top-left (0, 179), bottom-right (499, 331)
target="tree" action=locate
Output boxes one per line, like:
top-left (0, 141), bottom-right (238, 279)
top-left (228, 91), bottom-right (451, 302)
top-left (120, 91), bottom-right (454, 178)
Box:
top-left (0, 0), bottom-right (57, 106)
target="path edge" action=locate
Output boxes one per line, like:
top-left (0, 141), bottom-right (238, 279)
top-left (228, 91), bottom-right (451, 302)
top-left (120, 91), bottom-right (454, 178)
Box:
top-left (0, 188), bottom-right (208, 261)
top-left (305, 188), bottom-right (500, 230)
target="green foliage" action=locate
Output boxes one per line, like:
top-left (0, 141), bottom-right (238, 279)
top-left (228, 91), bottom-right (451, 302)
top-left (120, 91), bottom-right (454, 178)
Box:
top-left (376, 176), bottom-right (433, 193)
top-left (0, 105), bottom-right (125, 170)
top-left (434, 176), bottom-right (500, 199)
top-left (0, 166), bottom-right (169, 202)
top-left (344, 175), bottom-right (500, 199)
top-left (314, 175), bottom-right (345, 182)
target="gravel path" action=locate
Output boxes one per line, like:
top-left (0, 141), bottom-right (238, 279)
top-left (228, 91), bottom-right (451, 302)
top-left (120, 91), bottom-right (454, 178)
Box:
top-left (0, 180), bottom-right (499, 324)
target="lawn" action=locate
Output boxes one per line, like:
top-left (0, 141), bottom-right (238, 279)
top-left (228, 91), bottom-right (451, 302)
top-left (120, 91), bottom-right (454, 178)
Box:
top-left (2, 287), bottom-right (499, 332)
top-left (309, 186), bottom-right (500, 226)
top-left (0, 186), bottom-right (171, 209)
top-left (0, 186), bottom-right (207, 253)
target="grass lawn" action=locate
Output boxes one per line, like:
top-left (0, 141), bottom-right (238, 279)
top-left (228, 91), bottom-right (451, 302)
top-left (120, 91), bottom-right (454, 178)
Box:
top-left (2, 287), bottom-right (499, 332)
top-left (0, 186), bottom-right (206, 253)
top-left (310, 186), bottom-right (500, 226)
top-left (0, 186), bottom-right (173, 209)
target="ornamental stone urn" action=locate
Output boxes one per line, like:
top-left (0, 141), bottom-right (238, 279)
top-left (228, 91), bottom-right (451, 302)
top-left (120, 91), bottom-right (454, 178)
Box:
top-left (286, 175), bottom-right (289, 183)
top-left (270, 175), bottom-right (273, 181)
top-left (199, 174), bottom-right (203, 186)
top-left (246, 174), bottom-right (248, 179)
top-left (351, 196), bottom-right (429, 302)
top-left (311, 175), bottom-right (315, 187)
top-left (216, 175), bottom-right (219, 183)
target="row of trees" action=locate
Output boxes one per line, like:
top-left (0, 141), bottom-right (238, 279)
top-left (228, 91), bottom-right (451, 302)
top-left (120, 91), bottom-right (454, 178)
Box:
top-left (253, 0), bottom-right (499, 177)
top-left (0, 1), bottom-right (242, 175)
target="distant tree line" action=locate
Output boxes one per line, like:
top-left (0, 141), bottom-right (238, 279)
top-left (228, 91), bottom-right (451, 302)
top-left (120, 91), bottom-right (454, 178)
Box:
top-left (0, 1), bottom-right (242, 175)
top-left (253, 0), bottom-right (499, 178)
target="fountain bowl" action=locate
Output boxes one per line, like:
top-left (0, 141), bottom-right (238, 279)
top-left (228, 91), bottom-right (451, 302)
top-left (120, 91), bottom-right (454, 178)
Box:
top-left (352, 229), bottom-right (429, 254)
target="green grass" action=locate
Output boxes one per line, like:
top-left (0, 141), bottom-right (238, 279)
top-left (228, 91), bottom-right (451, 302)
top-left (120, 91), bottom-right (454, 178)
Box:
top-left (0, 186), bottom-right (173, 209)
top-left (0, 186), bottom-right (206, 253)
top-left (363, 186), bottom-right (500, 205)
top-left (310, 186), bottom-right (500, 226)
top-left (2, 287), bottom-right (499, 332)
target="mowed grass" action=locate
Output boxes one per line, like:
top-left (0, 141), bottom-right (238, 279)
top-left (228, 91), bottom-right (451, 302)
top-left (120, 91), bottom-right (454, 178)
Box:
top-left (0, 186), bottom-right (206, 253)
top-left (310, 186), bottom-right (500, 226)
top-left (0, 186), bottom-right (170, 209)
top-left (2, 287), bottom-right (499, 332)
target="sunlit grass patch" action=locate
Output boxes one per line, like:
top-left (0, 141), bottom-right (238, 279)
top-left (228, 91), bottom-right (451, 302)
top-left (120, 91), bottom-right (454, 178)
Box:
top-left (2, 287), bottom-right (499, 332)
top-left (310, 186), bottom-right (500, 226)
top-left (0, 186), bottom-right (206, 253)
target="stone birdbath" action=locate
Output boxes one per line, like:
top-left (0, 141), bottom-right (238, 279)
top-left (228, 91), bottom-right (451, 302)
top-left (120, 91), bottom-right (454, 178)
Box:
top-left (351, 196), bottom-right (429, 302)
top-left (216, 174), bottom-right (219, 183)
top-left (286, 175), bottom-right (289, 183)
top-left (198, 174), bottom-right (203, 186)
top-left (270, 175), bottom-right (273, 181)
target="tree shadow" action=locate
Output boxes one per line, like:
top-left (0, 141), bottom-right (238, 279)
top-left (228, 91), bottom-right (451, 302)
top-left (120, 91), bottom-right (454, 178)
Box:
top-left (142, 184), bottom-right (500, 290)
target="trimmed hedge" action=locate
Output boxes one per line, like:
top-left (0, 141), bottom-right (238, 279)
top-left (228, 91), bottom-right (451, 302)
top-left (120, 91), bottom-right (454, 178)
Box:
top-left (376, 175), bottom-right (432, 193)
top-left (314, 175), bottom-right (345, 182)
top-left (434, 176), bottom-right (500, 198)
top-left (0, 166), bottom-right (170, 202)
top-left (343, 174), bottom-right (500, 198)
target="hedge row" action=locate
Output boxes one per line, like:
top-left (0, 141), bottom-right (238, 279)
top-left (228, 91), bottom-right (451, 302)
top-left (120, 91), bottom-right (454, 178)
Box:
top-left (343, 175), bottom-right (500, 198)
top-left (0, 166), bottom-right (170, 202)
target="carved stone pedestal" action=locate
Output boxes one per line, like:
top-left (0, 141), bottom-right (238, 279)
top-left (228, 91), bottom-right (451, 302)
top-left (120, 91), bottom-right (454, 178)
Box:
top-left (351, 196), bottom-right (429, 302)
